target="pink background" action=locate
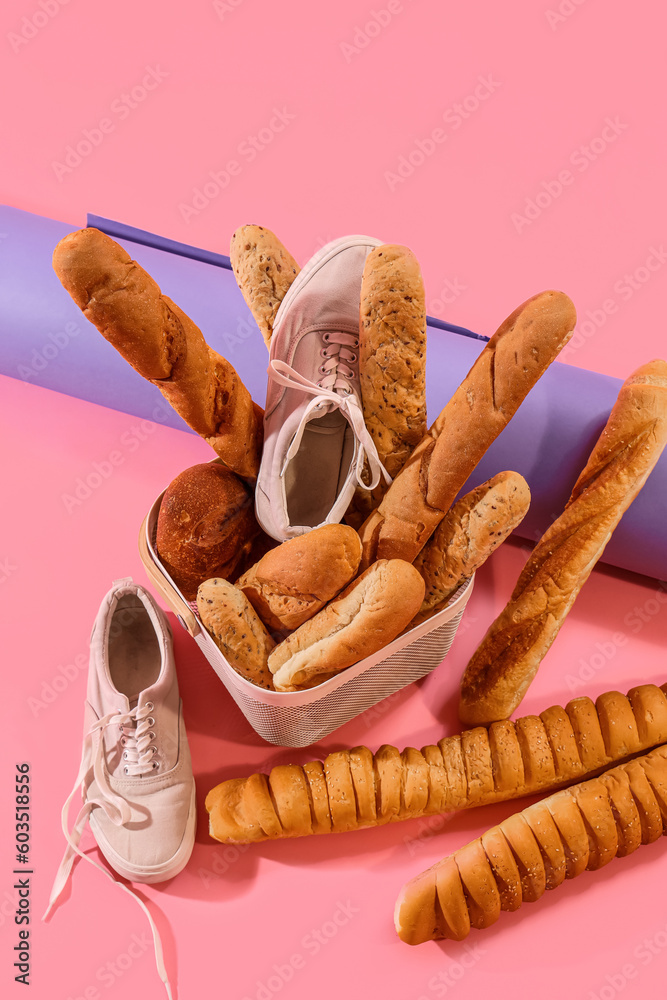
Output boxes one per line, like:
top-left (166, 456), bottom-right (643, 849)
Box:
top-left (2, 1), bottom-right (667, 998)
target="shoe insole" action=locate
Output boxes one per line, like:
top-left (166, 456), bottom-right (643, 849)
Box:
top-left (284, 411), bottom-right (355, 527)
top-left (108, 595), bottom-right (161, 701)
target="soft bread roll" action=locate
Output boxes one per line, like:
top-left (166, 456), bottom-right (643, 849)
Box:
top-left (460, 360), bottom-right (667, 726)
top-left (267, 559), bottom-right (425, 692)
top-left (156, 463), bottom-right (260, 600)
top-left (196, 578), bottom-right (275, 689)
top-left (236, 523), bottom-right (362, 632)
top-left (53, 228), bottom-right (262, 480)
top-left (357, 291), bottom-right (576, 568)
top-left (346, 245), bottom-right (428, 527)
top-left (205, 683), bottom-right (667, 843)
top-left (394, 743), bottom-right (667, 944)
top-left (230, 225), bottom-right (300, 349)
top-left (411, 471), bottom-right (531, 626)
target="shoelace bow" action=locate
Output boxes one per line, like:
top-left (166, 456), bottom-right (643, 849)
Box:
top-left (270, 331), bottom-right (391, 489)
top-left (43, 704), bottom-right (173, 1000)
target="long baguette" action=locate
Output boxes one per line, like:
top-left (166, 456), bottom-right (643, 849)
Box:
top-left (395, 742), bottom-right (667, 944)
top-left (356, 290), bottom-right (576, 568)
top-left (459, 360), bottom-right (667, 726)
top-left (53, 228), bottom-right (263, 481)
top-left (205, 682), bottom-right (667, 843)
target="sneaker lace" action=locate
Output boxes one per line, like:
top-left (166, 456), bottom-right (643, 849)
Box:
top-left (269, 331), bottom-right (392, 490)
top-left (43, 704), bottom-right (173, 1000)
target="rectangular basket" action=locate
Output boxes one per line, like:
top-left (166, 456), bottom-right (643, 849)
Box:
top-left (138, 491), bottom-right (474, 747)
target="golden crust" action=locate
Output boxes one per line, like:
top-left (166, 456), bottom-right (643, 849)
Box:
top-left (229, 225), bottom-right (299, 349)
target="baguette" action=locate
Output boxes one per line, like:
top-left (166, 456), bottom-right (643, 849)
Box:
top-left (53, 228), bottom-right (262, 480)
top-left (267, 559), bottom-right (425, 692)
top-left (205, 682), bottom-right (667, 842)
top-left (460, 359), bottom-right (667, 726)
top-left (236, 523), bottom-right (362, 633)
top-left (196, 578), bottom-right (275, 689)
top-left (347, 245), bottom-right (428, 527)
top-left (230, 225), bottom-right (300, 350)
top-left (410, 471), bottom-right (530, 627)
top-left (356, 291), bottom-right (576, 568)
top-left (394, 742), bottom-right (667, 944)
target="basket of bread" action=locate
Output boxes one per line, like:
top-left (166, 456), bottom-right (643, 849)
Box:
top-left (52, 223), bottom-right (613, 747)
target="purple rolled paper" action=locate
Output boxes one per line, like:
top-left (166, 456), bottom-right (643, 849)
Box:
top-left (0, 205), bottom-right (664, 580)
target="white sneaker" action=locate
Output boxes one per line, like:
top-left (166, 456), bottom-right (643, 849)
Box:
top-left (44, 578), bottom-right (196, 998)
top-left (255, 235), bottom-right (391, 541)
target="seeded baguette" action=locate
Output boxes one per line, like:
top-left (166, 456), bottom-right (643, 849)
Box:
top-left (53, 227), bottom-right (263, 480)
top-left (230, 225), bottom-right (300, 350)
top-left (395, 742), bottom-right (667, 944)
top-left (460, 360), bottom-right (667, 726)
top-left (205, 682), bottom-right (667, 842)
top-left (357, 291), bottom-right (576, 568)
top-left (197, 578), bottom-right (275, 690)
top-left (347, 245), bottom-right (428, 527)
top-left (410, 471), bottom-right (531, 627)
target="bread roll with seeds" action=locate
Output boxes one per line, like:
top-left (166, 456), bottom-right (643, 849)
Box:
top-left (53, 227), bottom-right (263, 480)
top-left (205, 683), bottom-right (667, 842)
top-left (394, 743), bottom-right (667, 944)
top-left (460, 360), bottom-right (667, 726)
top-left (230, 225), bottom-right (300, 350)
top-left (267, 559), bottom-right (425, 692)
top-left (236, 523), bottom-right (362, 633)
top-left (346, 245), bottom-right (428, 527)
top-left (410, 471), bottom-right (530, 626)
top-left (357, 291), bottom-right (576, 567)
top-left (197, 578), bottom-right (275, 690)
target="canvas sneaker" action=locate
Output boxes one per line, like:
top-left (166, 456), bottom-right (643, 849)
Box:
top-left (44, 578), bottom-right (196, 998)
top-left (255, 235), bottom-right (391, 541)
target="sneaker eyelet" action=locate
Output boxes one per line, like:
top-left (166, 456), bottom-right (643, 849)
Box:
top-left (146, 717), bottom-right (155, 727)
top-left (149, 746), bottom-right (157, 756)
top-left (122, 751), bottom-right (128, 760)
top-left (120, 736), bottom-right (127, 747)
top-left (322, 332), bottom-right (331, 343)
top-left (148, 732), bottom-right (155, 741)
top-left (151, 761), bottom-right (159, 770)
top-left (124, 766), bottom-right (129, 775)
top-left (144, 702), bottom-right (154, 712)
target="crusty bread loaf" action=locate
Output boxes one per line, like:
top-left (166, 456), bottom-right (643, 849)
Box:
top-left (53, 228), bottom-right (263, 480)
top-left (267, 559), bottom-right (425, 692)
top-left (394, 742), bottom-right (667, 944)
top-left (230, 225), bottom-right (300, 349)
top-left (357, 291), bottom-right (576, 568)
top-left (410, 472), bottom-right (530, 627)
top-left (460, 360), bottom-right (667, 726)
top-left (236, 523), bottom-right (362, 633)
top-left (205, 682), bottom-right (667, 842)
top-left (156, 463), bottom-right (259, 600)
top-left (346, 245), bottom-right (428, 527)
top-left (196, 578), bottom-right (275, 689)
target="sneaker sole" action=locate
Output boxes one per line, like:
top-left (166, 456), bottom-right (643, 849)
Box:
top-left (90, 780), bottom-right (197, 885)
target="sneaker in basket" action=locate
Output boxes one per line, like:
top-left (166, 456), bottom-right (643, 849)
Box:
top-left (255, 235), bottom-right (391, 541)
top-left (43, 578), bottom-right (196, 999)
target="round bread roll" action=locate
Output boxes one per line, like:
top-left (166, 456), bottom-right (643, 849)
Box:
top-left (157, 462), bottom-right (260, 599)
top-left (236, 523), bottom-right (362, 633)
